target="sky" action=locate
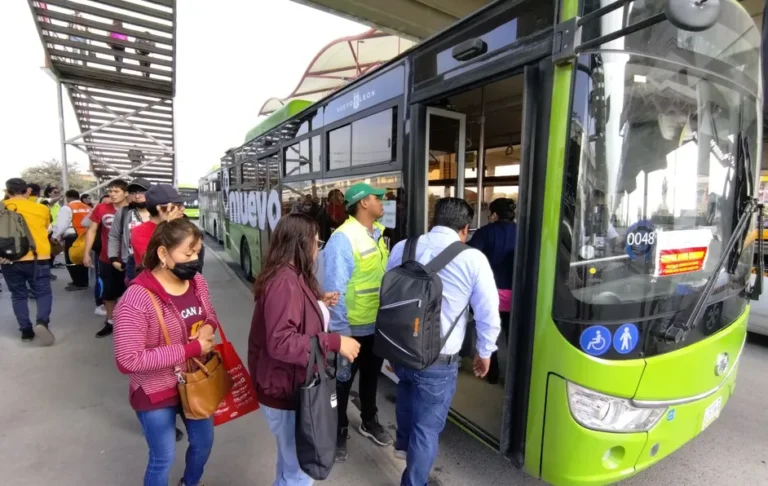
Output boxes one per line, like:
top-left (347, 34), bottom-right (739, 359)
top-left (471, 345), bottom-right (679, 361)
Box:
top-left (0, 0), bottom-right (368, 187)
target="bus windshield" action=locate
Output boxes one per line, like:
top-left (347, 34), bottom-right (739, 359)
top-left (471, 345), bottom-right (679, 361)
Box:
top-left (558, 1), bottom-right (761, 320)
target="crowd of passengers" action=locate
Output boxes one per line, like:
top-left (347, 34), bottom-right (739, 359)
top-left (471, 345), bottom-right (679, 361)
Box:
top-left (1, 175), bottom-right (518, 486)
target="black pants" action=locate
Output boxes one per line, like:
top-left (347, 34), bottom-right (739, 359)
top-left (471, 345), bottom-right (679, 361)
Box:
top-left (64, 235), bottom-right (89, 287)
top-left (489, 311), bottom-right (511, 380)
top-left (337, 334), bottom-right (383, 431)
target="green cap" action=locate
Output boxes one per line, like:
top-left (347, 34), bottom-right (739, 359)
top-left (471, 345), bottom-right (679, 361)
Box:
top-left (344, 182), bottom-right (385, 208)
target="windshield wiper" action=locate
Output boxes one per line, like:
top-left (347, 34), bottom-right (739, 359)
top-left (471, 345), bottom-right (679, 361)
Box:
top-left (657, 134), bottom-right (762, 343)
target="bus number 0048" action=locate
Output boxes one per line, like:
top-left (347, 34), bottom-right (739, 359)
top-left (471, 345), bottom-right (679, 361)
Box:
top-left (626, 231), bottom-right (656, 247)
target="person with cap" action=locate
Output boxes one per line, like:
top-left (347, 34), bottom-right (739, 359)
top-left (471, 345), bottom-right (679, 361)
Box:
top-left (108, 178), bottom-right (152, 282)
top-left (130, 184), bottom-right (187, 270)
top-left (321, 182), bottom-right (392, 461)
top-left (52, 189), bottom-right (91, 291)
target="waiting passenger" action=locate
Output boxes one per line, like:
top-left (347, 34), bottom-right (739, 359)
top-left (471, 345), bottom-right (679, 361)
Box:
top-left (109, 178), bottom-right (152, 282)
top-left (130, 185), bottom-right (187, 269)
top-left (322, 182), bottom-right (393, 461)
top-left (52, 189), bottom-right (90, 291)
top-left (0, 178), bottom-right (56, 346)
top-left (248, 213), bottom-right (360, 485)
top-left (114, 219), bottom-right (218, 486)
top-left (386, 198), bottom-right (500, 486)
top-left (467, 197), bottom-right (517, 384)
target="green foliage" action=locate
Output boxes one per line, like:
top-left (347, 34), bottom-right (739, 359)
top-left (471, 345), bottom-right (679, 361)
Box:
top-left (20, 159), bottom-right (96, 194)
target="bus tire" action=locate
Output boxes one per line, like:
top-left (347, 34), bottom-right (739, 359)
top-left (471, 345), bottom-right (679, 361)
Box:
top-left (240, 237), bottom-right (253, 282)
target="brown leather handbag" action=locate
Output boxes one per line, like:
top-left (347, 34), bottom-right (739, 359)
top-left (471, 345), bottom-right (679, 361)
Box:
top-left (146, 290), bottom-right (233, 420)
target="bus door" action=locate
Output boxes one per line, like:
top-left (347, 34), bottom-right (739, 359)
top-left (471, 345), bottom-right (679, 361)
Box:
top-left (424, 107), bottom-right (467, 229)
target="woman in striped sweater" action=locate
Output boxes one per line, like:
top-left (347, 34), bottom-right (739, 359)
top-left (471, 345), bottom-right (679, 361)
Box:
top-left (114, 219), bottom-right (217, 486)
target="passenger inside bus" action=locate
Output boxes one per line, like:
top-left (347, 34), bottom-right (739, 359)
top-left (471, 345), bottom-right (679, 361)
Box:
top-left (467, 198), bottom-right (518, 384)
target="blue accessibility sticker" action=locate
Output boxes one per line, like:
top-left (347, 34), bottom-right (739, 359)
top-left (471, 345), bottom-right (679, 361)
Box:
top-left (625, 220), bottom-right (656, 261)
top-left (580, 326), bottom-right (612, 356)
top-left (613, 323), bottom-right (640, 354)
top-left (667, 409), bottom-right (676, 421)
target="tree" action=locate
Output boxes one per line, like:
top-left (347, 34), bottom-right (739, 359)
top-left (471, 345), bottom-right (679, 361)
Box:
top-left (20, 159), bottom-right (97, 194)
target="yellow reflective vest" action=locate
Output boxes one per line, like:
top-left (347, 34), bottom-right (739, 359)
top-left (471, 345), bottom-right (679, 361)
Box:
top-left (335, 216), bottom-right (389, 326)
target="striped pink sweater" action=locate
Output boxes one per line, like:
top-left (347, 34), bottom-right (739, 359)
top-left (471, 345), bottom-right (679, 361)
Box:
top-left (113, 270), bottom-right (220, 405)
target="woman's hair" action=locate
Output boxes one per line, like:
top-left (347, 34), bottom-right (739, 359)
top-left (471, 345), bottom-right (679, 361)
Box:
top-left (143, 218), bottom-right (202, 270)
top-left (254, 213), bottom-right (320, 299)
top-left (489, 198), bottom-right (516, 221)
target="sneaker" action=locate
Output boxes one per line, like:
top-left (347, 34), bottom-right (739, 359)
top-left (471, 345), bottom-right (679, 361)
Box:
top-left (49, 274), bottom-right (58, 281)
top-left (394, 449), bottom-right (407, 461)
top-left (94, 305), bottom-right (107, 316)
top-left (33, 322), bottom-right (55, 346)
top-left (359, 417), bottom-right (393, 447)
top-left (96, 322), bottom-right (113, 338)
top-left (335, 427), bottom-right (349, 462)
top-left (21, 329), bottom-right (35, 342)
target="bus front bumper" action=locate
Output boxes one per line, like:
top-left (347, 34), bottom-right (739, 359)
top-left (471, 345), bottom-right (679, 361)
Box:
top-left (540, 368), bottom-right (739, 486)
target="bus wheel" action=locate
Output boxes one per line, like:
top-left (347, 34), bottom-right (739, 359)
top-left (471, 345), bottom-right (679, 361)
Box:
top-left (240, 237), bottom-right (253, 281)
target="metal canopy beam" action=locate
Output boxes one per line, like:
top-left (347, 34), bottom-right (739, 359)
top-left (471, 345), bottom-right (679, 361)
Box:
top-left (29, 0), bottom-right (177, 186)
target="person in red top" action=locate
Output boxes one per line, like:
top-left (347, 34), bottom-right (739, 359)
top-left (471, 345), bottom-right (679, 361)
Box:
top-left (131, 184), bottom-right (186, 269)
top-left (83, 179), bottom-right (129, 338)
top-left (114, 218), bottom-right (218, 486)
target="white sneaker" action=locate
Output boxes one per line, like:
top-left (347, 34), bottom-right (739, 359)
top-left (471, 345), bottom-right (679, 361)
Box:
top-left (94, 305), bottom-right (107, 316)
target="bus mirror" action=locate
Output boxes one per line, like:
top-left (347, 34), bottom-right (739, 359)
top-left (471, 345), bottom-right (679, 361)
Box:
top-left (664, 0), bottom-right (720, 32)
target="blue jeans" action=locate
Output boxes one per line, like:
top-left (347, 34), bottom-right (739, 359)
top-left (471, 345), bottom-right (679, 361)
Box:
top-left (262, 405), bottom-right (313, 486)
top-left (136, 407), bottom-right (214, 486)
top-left (1, 261), bottom-right (53, 331)
top-left (394, 362), bottom-right (459, 486)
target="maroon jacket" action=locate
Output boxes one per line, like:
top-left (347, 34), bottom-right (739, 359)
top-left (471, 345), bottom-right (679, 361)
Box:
top-left (248, 266), bottom-right (341, 410)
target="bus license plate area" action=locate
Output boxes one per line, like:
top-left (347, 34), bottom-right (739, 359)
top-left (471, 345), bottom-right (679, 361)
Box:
top-left (701, 396), bottom-right (722, 431)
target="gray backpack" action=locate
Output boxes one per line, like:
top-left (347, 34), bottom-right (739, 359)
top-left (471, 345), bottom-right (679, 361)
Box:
top-left (0, 201), bottom-right (36, 261)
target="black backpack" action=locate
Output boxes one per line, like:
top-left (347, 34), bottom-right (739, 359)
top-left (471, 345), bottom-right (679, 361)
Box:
top-left (374, 238), bottom-right (470, 370)
top-left (0, 201), bottom-right (36, 261)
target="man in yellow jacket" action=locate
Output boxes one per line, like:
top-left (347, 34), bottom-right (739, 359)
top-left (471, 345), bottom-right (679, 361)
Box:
top-left (321, 182), bottom-right (391, 461)
top-left (0, 178), bottom-right (55, 346)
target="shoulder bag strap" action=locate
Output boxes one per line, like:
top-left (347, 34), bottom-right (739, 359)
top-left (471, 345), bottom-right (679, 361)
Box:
top-left (440, 304), bottom-right (469, 348)
top-left (425, 241), bottom-right (470, 273)
top-left (145, 288), bottom-right (188, 378)
top-left (303, 336), bottom-right (326, 387)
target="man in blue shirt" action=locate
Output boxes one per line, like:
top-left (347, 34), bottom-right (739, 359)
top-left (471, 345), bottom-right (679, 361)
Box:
top-left (387, 198), bottom-right (501, 486)
top-left (322, 182), bottom-right (393, 461)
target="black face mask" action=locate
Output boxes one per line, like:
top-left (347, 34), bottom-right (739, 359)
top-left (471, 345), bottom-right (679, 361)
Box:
top-left (134, 202), bottom-right (147, 209)
top-left (169, 259), bottom-right (202, 280)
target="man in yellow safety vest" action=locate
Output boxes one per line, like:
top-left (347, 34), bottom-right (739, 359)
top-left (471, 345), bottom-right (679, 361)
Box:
top-left (321, 182), bottom-right (392, 462)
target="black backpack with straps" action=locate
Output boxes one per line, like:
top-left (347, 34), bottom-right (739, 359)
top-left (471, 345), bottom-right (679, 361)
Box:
top-left (374, 238), bottom-right (470, 370)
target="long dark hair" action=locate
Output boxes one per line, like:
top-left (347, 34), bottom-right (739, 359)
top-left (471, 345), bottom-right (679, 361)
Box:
top-left (254, 213), bottom-right (321, 299)
top-left (144, 218), bottom-right (202, 270)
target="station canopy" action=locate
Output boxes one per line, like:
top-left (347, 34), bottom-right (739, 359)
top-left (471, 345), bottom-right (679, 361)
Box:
top-left (28, 0), bottom-right (177, 186)
top-left (259, 29), bottom-right (415, 116)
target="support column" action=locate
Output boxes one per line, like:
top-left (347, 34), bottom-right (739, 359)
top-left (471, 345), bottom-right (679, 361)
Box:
top-left (57, 80), bottom-right (69, 192)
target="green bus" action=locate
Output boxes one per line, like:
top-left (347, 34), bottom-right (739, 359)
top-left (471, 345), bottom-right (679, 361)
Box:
top-left (207, 0), bottom-right (762, 483)
top-left (178, 185), bottom-right (200, 219)
top-left (199, 166), bottom-right (225, 242)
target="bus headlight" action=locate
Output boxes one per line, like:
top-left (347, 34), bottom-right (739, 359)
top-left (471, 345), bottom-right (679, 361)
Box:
top-left (567, 382), bottom-right (665, 432)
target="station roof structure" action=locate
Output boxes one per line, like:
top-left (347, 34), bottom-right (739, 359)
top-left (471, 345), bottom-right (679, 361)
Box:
top-left (27, 0), bottom-right (177, 188)
top-left (259, 29), bottom-right (416, 116)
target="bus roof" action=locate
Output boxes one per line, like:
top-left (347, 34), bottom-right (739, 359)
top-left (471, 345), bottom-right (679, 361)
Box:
top-left (244, 99), bottom-right (314, 143)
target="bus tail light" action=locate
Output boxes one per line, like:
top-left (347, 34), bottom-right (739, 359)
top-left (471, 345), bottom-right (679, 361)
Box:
top-left (567, 382), bottom-right (665, 432)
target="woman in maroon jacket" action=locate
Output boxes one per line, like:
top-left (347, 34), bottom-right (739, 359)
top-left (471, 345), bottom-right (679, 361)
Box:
top-left (249, 213), bottom-right (360, 485)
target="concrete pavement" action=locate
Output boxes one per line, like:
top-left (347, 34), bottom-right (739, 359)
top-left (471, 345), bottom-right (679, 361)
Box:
top-left (1, 247), bottom-right (767, 485)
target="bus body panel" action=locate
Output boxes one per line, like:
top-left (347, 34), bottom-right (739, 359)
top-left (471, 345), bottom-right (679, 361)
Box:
top-left (228, 222), bottom-right (262, 277)
top-left (634, 310), bottom-right (747, 400)
top-left (538, 309), bottom-right (747, 485)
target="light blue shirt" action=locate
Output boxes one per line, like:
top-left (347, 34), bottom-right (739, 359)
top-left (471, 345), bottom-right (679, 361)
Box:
top-left (320, 224), bottom-right (384, 337)
top-left (387, 226), bottom-right (501, 359)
